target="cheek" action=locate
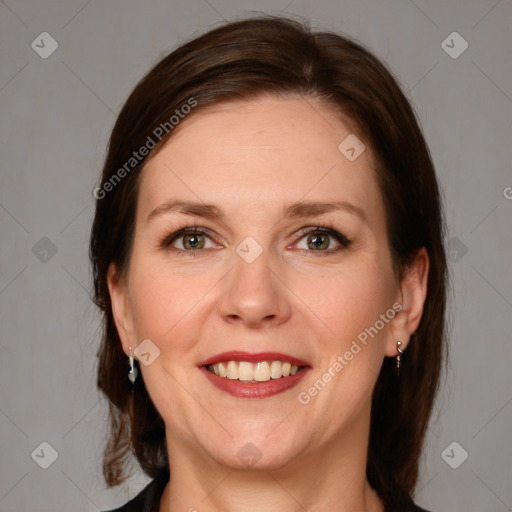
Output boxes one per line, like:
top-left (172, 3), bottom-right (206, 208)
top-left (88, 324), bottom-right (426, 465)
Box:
top-left (126, 264), bottom-right (214, 420)
top-left (128, 257), bottom-right (218, 343)
top-left (292, 258), bottom-right (394, 342)
top-left (289, 259), bottom-right (396, 412)
top-left (290, 261), bottom-right (395, 434)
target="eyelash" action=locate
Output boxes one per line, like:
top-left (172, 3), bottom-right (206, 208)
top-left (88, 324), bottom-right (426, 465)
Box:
top-left (158, 224), bottom-right (352, 257)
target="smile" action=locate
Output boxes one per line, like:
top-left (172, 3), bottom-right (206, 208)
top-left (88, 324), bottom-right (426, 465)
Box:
top-left (198, 351), bottom-right (311, 398)
top-left (206, 360), bottom-right (305, 382)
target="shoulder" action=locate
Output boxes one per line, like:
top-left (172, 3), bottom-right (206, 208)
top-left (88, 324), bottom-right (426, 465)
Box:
top-left (103, 468), bottom-right (169, 512)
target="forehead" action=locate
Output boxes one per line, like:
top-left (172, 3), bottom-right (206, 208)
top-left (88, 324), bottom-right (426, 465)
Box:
top-left (138, 96), bottom-right (383, 225)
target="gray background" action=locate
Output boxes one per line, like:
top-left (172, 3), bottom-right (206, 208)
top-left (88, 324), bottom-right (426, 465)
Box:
top-left (0, 1), bottom-right (511, 511)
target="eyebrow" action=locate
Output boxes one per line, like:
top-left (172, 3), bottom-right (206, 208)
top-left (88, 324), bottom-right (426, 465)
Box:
top-left (146, 199), bottom-right (367, 224)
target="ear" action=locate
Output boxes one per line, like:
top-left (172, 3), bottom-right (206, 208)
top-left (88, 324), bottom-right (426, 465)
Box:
top-left (107, 263), bottom-right (136, 357)
top-left (385, 247), bottom-right (429, 357)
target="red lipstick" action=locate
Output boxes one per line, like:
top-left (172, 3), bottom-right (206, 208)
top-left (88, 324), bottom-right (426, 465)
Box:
top-left (198, 351), bottom-right (312, 399)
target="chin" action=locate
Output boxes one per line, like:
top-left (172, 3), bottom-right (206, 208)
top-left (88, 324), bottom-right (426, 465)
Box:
top-left (200, 429), bottom-right (306, 471)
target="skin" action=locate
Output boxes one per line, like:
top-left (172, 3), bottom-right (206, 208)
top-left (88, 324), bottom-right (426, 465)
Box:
top-left (108, 95), bottom-right (429, 512)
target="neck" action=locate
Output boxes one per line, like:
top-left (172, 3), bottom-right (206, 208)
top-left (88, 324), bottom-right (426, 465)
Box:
top-left (160, 409), bottom-right (383, 512)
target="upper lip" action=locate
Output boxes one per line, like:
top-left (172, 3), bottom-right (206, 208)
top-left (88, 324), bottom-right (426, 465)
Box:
top-left (198, 351), bottom-right (311, 367)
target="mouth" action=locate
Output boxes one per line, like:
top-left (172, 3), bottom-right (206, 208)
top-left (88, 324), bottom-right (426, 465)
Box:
top-left (205, 360), bottom-right (306, 382)
top-left (198, 351), bottom-right (311, 398)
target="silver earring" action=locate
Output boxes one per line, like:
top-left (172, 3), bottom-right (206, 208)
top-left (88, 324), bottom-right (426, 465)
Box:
top-left (128, 347), bottom-right (138, 385)
top-left (396, 341), bottom-right (403, 376)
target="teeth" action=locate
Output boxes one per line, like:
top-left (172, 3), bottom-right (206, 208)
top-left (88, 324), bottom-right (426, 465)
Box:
top-left (207, 360), bottom-right (304, 382)
top-left (226, 361), bottom-right (239, 379)
top-left (270, 360), bottom-right (282, 378)
top-left (238, 362), bottom-right (254, 381)
top-left (254, 361), bottom-right (270, 382)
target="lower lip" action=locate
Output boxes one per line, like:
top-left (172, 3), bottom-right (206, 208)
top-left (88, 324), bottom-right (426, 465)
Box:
top-left (199, 366), bottom-right (311, 399)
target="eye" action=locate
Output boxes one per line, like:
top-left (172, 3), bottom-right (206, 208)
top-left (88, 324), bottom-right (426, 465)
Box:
top-left (292, 226), bottom-right (352, 253)
top-left (160, 227), bottom-right (218, 254)
top-left (159, 224), bottom-right (352, 257)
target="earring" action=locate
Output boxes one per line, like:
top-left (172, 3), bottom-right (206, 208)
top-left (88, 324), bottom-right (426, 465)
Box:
top-left (128, 347), bottom-right (138, 385)
top-left (396, 341), bottom-right (404, 376)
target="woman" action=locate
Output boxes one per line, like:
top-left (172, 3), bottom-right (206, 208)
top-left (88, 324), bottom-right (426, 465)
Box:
top-left (90, 16), bottom-right (447, 512)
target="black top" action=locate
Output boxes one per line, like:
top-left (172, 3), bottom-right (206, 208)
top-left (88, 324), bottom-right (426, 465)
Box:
top-left (104, 468), bottom-right (432, 512)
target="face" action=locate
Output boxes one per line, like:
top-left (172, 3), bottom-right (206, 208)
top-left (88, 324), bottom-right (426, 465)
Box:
top-left (109, 95), bottom-right (426, 473)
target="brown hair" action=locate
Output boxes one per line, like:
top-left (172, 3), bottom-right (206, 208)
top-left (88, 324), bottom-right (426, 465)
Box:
top-left (90, 15), bottom-right (448, 508)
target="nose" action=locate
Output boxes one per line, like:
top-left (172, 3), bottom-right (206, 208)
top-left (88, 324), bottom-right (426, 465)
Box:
top-left (217, 245), bottom-right (292, 329)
